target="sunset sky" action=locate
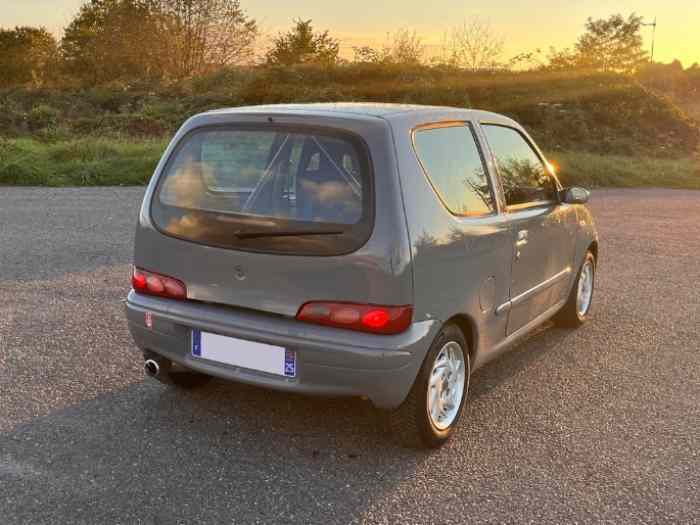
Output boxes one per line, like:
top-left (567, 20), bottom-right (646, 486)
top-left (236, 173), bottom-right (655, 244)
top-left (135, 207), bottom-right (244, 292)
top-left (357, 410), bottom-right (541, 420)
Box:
top-left (2, 0), bottom-right (698, 66)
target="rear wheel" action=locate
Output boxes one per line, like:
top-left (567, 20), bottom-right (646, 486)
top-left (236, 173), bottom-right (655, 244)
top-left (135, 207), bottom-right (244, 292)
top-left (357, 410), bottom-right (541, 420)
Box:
top-left (554, 250), bottom-right (596, 328)
top-left (389, 324), bottom-right (470, 448)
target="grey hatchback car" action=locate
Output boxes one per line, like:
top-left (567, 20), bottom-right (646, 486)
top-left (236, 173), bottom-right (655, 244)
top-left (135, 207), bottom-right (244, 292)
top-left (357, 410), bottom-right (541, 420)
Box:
top-left (126, 103), bottom-right (598, 448)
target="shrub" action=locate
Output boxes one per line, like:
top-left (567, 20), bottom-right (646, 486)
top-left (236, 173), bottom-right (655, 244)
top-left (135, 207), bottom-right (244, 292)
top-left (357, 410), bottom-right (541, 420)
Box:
top-left (26, 104), bottom-right (60, 132)
top-left (0, 67), bottom-right (698, 158)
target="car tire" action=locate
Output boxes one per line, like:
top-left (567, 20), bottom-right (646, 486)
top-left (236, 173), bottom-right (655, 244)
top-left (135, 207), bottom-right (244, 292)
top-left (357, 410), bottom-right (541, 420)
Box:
top-left (143, 352), bottom-right (213, 389)
top-left (554, 250), bottom-right (596, 328)
top-left (388, 324), bottom-right (470, 449)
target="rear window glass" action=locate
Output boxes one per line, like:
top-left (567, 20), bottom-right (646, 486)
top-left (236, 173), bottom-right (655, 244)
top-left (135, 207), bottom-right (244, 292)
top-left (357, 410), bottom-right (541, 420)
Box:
top-left (151, 126), bottom-right (373, 255)
top-left (413, 125), bottom-right (495, 216)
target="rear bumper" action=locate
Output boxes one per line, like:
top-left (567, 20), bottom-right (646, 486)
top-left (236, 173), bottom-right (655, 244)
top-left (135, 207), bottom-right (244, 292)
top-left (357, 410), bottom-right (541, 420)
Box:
top-left (125, 291), bottom-right (438, 409)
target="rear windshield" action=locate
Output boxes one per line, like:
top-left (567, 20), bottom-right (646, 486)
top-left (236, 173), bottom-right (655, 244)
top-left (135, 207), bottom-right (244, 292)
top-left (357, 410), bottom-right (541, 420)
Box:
top-left (151, 125), bottom-right (373, 255)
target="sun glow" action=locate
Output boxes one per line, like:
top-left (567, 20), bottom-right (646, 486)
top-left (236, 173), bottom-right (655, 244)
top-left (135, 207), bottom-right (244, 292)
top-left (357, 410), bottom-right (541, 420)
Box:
top-left (2, 0), bottom-right (698, 66)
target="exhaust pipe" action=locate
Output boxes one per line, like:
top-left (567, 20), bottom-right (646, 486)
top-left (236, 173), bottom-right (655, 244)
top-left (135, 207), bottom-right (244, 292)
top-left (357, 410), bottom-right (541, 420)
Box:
top-left (144, 359), bottom-right (160, 378)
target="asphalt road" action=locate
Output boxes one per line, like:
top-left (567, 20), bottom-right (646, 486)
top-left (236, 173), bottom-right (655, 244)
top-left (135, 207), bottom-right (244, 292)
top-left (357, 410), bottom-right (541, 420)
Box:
top-left (1, 187), bottom-right (698, 524)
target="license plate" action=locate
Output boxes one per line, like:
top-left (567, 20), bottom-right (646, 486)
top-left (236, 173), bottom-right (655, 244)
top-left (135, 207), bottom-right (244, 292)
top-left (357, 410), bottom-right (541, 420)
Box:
top-left (191, 329), bottom-right (296, 378)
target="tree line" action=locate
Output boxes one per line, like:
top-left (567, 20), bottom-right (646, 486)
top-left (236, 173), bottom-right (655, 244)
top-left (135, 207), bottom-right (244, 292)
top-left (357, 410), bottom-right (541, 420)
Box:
top-left (1, 1), bottom-right (696, 89)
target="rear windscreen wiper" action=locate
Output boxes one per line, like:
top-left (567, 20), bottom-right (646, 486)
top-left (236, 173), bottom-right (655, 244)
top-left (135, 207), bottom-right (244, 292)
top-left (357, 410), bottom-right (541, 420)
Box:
top-left (234, 229), bottom-right (343, 239)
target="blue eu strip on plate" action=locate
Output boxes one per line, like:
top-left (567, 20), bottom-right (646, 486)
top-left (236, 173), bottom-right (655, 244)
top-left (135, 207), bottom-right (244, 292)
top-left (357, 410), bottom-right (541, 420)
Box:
top-left (192, 329), bottom-right (202, 356)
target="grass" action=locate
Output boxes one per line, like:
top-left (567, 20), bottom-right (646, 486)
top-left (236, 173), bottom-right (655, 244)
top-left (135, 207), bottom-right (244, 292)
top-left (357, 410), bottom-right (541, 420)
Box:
top-left (0, 137), bottom-right (167, 186)
top-left (1, 137), bottom-right (697, 189)
top-left (2, 68), bottom-right (697, 189)
top-left (2, 68), bottom-right (697, 188)
top-left (549, 151), bottom-right (700, 190)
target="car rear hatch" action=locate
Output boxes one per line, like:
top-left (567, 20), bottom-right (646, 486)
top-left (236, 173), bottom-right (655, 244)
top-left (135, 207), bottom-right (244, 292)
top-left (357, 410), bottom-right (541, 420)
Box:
top-left (133, 110), bottom-right (413, 319)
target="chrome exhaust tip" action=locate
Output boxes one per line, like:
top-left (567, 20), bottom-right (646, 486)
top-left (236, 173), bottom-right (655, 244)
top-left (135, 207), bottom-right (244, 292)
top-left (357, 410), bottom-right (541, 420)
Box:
top-left (144, 359), bottom-right (160, 378)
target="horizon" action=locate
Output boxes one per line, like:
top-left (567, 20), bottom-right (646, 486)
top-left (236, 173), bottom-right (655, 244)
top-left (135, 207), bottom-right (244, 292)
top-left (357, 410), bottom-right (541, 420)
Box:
top-left (1, 0), bottom-right (698, 67)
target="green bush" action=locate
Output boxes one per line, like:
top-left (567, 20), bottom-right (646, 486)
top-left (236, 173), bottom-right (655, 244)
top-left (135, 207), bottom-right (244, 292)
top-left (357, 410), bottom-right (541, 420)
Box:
top-left (0, 67), bottom-right (698, 159)
top-left (26, 104), bottom-right (60, 132)
top-left (84, 87), bottom-right (135, 112)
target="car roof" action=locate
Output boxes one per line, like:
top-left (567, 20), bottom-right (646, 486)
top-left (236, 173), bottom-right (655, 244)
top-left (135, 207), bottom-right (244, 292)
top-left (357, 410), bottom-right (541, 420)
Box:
top-left (204, 103), bottom-right (516, 127)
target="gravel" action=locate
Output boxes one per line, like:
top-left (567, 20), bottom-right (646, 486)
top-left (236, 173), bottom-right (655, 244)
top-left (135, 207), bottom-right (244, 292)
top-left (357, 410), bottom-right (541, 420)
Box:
top-left (1, 187), bottom-right (698, 524)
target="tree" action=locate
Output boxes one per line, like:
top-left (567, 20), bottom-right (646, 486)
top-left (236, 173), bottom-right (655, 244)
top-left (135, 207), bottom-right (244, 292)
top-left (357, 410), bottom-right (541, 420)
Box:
top-left (545, 46), bottom-right (578, 71)
top-left (351, 30), bottom-right (425, 66)
top-left (507, 49), bottom-right (545, 70)
top-left (151, 0), bottom-right (258, 77)
top-left (381, 28), bottom-right (425, 65)
top-left (443, 19), bottom-right (504, 70)
top-left (0, 26), bottom-right (58, 87)
top-left (265, 19), bottom-right (339, 66)
top-left (61, 0), bottom-right (166, 84)
top-left (61, 0), bottom-right (257, 84)
top-left (352, 45), bottom-right (381, 64)
top-left (572, 13), bottom-right (647, 72)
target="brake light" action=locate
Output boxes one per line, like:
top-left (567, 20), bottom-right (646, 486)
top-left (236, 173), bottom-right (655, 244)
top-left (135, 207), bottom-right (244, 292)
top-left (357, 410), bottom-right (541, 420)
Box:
top-left (131, 267), bottom-right (186, 300)
top-left (296, 302), bottom-right (412, 334)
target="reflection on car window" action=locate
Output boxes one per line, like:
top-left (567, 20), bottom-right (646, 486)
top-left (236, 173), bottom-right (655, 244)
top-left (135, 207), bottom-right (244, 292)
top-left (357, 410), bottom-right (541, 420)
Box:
top-left (413, 124), bottom-right (495, 216)
top-left (482, 125), bottom-right (557, 206)
top-left (158, 129), bottom-right (365, 226)
top-left (199, 131), bottom-right (275, 191)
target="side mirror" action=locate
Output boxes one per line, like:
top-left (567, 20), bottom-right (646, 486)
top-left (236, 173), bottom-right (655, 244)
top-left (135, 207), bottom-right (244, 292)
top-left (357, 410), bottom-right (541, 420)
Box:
top-left (560, 186), bottom-right (590, 205)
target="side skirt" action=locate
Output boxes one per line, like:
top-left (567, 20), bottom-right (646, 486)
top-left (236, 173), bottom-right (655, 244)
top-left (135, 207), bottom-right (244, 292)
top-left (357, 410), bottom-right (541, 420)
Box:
top-left (471, 298), bottom-right (567, 372)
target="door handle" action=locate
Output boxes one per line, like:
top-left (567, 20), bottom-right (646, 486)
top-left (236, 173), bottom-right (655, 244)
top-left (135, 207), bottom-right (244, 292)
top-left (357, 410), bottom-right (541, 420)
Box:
top-left (515, 230), bottom-right (528, 260)
top-left (515, 230), bottom-right (528, 247)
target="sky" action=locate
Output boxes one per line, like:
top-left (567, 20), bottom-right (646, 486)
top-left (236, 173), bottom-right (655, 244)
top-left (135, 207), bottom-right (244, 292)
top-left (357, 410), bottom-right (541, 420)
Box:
top-left (1, 0), bottom-right (698, 66)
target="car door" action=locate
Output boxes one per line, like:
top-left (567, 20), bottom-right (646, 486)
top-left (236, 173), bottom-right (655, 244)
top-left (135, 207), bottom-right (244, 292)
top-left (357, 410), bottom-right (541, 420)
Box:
top-left (480, 123), bottom-right (578, 336)
top-left (406, 122), bottom-right (513, 355)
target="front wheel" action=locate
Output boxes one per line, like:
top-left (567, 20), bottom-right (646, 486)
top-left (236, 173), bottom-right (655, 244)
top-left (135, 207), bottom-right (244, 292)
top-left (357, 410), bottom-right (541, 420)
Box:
top-left (554, 250), bottom-right (596, 328)
top-left (388, 324), bottom-right (470, 448)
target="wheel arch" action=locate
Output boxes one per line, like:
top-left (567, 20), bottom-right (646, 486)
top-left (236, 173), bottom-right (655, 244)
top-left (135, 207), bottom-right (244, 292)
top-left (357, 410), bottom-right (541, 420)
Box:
top-left (588, 240), bottom-right (599, 261)
top-left (445, 314), bottom-right (479, 365)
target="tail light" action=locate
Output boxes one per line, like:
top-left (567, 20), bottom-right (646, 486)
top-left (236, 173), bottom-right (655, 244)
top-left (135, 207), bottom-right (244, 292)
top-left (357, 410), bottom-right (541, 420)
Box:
top-left (296, 302), bottom-right (412, 335)
top-left (131, 267), bottom-right (186, 300)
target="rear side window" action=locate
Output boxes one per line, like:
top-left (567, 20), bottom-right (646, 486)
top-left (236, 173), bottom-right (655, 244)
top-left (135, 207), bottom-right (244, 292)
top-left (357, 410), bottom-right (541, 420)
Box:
top-left (482, 124), bottom-right (557, 207)
top-left (151, 126), bottom-right (373, 255)
top-left (413, 124), bottom-right (495, 216)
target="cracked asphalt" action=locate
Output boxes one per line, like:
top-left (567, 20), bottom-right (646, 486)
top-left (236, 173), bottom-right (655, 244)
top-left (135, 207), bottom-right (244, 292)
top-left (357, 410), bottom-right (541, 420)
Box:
top-left (1, 187), bottom-right (698, 524)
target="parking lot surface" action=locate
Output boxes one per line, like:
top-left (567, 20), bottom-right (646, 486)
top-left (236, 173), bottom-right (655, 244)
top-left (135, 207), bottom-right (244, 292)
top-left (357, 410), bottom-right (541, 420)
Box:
top-left (1, 187), bottom-right (698, 524)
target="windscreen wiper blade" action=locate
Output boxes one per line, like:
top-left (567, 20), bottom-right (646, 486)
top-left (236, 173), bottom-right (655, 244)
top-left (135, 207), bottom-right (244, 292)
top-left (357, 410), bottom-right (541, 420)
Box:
top-left (234, 229), bottom-right (343, 239)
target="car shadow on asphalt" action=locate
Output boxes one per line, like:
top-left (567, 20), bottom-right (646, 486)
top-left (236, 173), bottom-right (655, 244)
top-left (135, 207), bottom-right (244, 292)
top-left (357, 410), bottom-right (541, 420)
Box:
top-left (0, 323), bottom-right (576, 523)
top-left (469, 322), bottom-right (576, 401)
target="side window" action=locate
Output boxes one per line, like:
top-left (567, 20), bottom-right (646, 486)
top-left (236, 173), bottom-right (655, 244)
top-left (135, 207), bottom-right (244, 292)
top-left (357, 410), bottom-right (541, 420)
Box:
top-left (413, 124), bottom-right (495, 216)
top-left (482, 125), bottom-right (557, 207)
